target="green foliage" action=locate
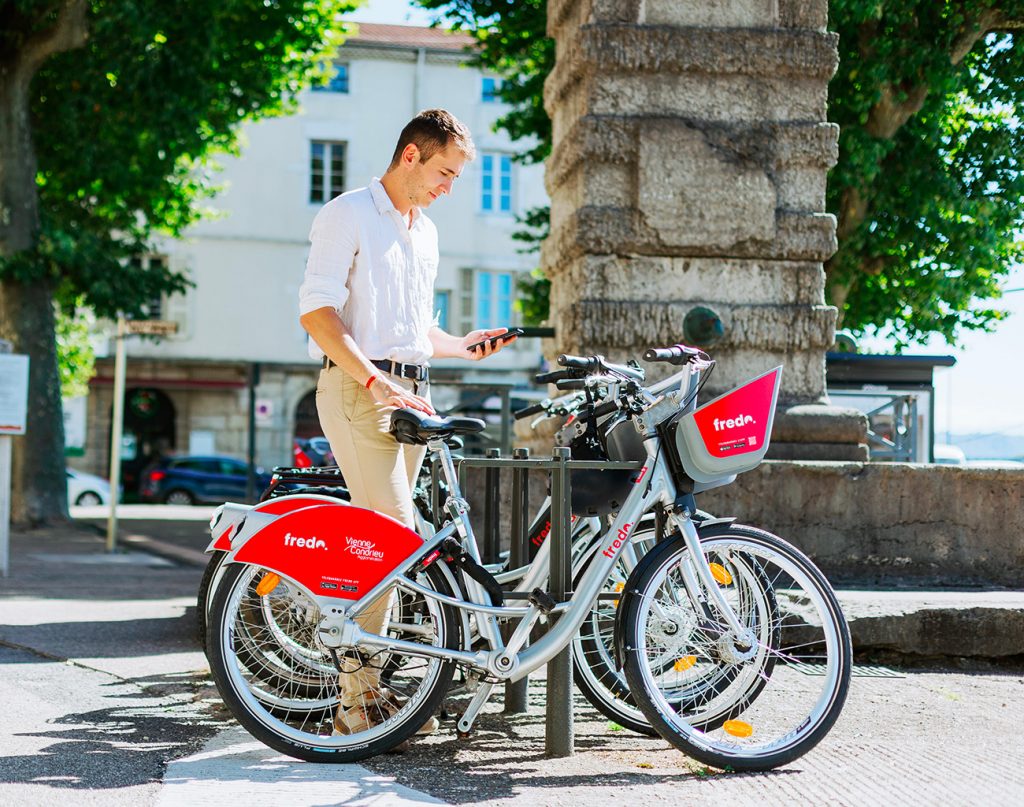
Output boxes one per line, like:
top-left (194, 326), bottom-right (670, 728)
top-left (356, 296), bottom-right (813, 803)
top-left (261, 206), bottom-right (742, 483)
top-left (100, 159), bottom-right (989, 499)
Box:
top-left (418, 0), bottom-right (1024, 347)
top-left (415, 0), bottom-right (552, 165)
top-left (55, 301), bottom-right (95, 398)
top-left (0, 0), bottom-right (359, 318)
top-left (828, 0), bottom-right (1024, 347)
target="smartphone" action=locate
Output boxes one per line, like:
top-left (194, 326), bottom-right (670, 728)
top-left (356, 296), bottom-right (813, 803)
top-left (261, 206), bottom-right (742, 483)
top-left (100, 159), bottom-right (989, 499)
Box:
top-left (469, 327), bottom-right (524, 353)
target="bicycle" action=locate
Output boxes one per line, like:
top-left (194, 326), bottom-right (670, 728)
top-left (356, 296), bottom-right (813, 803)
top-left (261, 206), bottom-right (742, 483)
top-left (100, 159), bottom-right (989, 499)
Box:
top-left (206, 343), bottom-right (851, 770)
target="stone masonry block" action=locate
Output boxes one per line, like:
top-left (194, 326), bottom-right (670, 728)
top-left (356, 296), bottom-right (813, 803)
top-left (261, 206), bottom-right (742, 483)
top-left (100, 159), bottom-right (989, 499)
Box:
top-left (548, 254), bottom-right (826, 306)
top-left (779, 0), bottom-right (828, 30)
top-left (644, 0), bottom-right (778, 28)
top-left (638, 120), bottom-right (776, 250)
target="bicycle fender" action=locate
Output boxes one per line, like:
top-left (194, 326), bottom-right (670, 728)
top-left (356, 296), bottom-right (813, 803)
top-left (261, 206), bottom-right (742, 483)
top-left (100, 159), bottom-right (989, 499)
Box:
top-left (228, 505), bottom-right (423, 601)
top-left (205, 495), bottom-right (349, 553)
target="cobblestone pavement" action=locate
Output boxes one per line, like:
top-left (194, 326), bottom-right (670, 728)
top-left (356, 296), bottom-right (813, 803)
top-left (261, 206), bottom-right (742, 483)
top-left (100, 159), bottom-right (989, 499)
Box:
top-left (364, 668), bottom-right (1024, 806)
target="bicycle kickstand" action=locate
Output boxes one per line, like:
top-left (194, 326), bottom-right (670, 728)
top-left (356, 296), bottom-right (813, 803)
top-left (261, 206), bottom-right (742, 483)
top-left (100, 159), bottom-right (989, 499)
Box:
top-left (456, 681), bottom-right (496, 738)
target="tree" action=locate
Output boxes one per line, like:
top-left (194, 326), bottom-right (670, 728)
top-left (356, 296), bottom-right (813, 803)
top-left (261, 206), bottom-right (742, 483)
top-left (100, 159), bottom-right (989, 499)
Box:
top-left (828, 1), bottom-right (1024, 346)
top-left (0, 0), bottom-right (357, 525)
top-left (418, 0), bottom-right (1024, 346)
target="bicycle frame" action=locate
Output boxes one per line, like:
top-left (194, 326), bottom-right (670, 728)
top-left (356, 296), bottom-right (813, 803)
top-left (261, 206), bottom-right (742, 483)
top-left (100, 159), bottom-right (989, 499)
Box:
top-left (314, 424), bottom-right (749, 689)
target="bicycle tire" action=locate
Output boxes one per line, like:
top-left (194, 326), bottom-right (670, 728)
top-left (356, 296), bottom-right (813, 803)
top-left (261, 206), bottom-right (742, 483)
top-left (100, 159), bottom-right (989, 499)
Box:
top-left (620, 523), bottom-right (851, 771)
top-left (572, 525), bottom-right (778, 735)
top-left (208, 561), bottom-right (458, 762)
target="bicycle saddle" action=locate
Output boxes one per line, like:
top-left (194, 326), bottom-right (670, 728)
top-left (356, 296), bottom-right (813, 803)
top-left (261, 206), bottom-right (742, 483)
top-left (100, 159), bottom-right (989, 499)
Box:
top-left (389, 408), bottom-right (486, 446)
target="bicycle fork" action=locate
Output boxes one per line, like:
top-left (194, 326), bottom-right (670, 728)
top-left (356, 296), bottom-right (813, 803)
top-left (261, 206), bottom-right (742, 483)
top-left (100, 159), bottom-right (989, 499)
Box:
top-left (670, 510), bottom-right (759, 656)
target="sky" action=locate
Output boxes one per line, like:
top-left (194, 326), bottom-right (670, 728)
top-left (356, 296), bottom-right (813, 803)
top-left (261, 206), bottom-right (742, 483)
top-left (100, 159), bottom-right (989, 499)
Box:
top-left (349, 0), bottom-right (1024, 441)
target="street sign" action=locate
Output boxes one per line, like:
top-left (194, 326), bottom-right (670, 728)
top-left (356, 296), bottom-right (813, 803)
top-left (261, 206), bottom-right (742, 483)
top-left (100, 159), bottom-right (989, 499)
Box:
top-left (0, 354), bottom-right (29, 435)
top-left (125, 319), bottom-right (179, 336)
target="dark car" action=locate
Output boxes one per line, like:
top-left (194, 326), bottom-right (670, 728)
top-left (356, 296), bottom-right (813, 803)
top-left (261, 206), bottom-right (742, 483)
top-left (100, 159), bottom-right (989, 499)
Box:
top-left (140, 455), bottom-right (273, 505)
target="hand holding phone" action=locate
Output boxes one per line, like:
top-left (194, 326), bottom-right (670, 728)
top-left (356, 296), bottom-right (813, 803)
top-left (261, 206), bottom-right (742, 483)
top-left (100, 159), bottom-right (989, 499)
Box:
top-left (468, 327), bottom-right (524, 354)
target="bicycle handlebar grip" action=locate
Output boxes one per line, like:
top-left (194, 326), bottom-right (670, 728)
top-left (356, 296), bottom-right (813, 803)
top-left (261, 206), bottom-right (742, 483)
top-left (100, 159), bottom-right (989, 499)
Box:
top-left (577, 398), bottom-right (620, 423)
top-left (555, 379), bottom-right (587, 390)
top-left (643, 344), bottom-right (702, 365)
top-left (535, 369), bottom-right (570, 384)
top-left (557, 353), bottom-right (601, 372)
top-left (513, 402), bottom-right (548, 420)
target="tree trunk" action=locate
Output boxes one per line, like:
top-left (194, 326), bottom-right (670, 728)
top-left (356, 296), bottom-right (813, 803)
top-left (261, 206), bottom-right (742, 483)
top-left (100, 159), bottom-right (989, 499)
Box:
top-left (0, 277), bottom-right (69, 526)
top-left (0, 65), bottom-right (40, 256)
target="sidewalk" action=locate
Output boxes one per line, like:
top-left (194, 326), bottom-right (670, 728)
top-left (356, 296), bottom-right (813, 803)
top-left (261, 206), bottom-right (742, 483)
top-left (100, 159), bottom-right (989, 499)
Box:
top-left (2, 521), bottom-right (1022, 806)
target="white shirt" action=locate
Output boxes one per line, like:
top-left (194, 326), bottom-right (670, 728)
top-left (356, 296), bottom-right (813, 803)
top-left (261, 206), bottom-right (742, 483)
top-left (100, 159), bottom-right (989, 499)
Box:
top-left (299, 178), bottom-right (439, 364)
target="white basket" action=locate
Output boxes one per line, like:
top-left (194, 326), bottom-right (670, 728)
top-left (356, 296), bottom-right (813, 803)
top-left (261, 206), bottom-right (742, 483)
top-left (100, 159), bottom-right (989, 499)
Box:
top-left (672, 366), bottom-right (782, 484)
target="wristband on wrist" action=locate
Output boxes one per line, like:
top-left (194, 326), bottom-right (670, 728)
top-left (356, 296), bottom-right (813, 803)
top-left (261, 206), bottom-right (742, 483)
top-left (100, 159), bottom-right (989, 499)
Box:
top-left (364, 374), bottom-right (378, 390)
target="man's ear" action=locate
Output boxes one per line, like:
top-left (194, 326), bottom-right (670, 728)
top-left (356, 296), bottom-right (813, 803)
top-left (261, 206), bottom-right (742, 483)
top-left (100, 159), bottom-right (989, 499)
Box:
top-left (402, 143), bottom-right (420, 167)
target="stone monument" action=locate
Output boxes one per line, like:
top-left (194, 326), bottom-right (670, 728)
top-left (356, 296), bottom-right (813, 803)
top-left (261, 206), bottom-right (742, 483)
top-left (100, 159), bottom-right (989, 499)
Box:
top-left (541, 0), bottom-right (866, 460)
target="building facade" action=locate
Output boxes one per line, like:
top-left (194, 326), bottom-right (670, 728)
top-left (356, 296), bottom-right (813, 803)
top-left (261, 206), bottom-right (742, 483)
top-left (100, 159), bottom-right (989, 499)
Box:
top-left (71, 23), bottom-right (546, 489)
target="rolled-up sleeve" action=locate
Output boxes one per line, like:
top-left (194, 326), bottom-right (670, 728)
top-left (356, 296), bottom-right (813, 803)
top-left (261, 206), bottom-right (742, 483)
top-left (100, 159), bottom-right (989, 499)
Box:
top-left (298, 199), bottom-right (358, 316)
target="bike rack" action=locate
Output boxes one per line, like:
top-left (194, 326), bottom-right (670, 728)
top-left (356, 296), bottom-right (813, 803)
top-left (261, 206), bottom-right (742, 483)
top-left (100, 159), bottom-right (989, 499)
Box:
top-left (432, 447), bottom-right (641, 758)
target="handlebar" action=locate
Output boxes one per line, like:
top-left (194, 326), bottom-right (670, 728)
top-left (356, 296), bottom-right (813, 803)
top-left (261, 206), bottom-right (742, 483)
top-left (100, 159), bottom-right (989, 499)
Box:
top-left (535, 369), bottom-right (572, 384)
top-left (513, 401), bottom-right (549, 420)
top-left (643, 343), bottom-right (708, 365)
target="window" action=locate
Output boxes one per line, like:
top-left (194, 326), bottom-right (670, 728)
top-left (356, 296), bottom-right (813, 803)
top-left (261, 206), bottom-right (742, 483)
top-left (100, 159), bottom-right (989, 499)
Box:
top-left (481, 76), bottom-right (501, 103)
top-left (312, 64), bottom-right (349, 93)
top-left (474, 270), bottom-right (514, 329)
top-left (128, 256), bottom-right (169, 319)
top-left (310, 141), bottom-right (346, 203)
top-left (434, 290), bottom-right (451, 332)
top-left (481, 153), bottom-right (512, 213)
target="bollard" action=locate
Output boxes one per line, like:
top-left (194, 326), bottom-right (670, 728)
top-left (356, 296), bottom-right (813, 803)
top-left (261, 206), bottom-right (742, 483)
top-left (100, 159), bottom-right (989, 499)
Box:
top-left (483, 448), bottom-right (501, 564)
top-left (544, 446), bottom-right (574, 757)
top-left (504, 447), bottom-right (530, 713)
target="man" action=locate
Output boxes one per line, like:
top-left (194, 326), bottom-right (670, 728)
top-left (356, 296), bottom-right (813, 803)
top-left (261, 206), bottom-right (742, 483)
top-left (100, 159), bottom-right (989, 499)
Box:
top-left (298, 109), bottom-right (516, 740)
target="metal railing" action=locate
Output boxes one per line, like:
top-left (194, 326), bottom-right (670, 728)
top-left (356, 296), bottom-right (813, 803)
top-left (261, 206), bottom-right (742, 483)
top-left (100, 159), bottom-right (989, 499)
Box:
top-left (429, 446), bottom-right (641, 757)
top-left (832, 390), bottom-right (920, 461)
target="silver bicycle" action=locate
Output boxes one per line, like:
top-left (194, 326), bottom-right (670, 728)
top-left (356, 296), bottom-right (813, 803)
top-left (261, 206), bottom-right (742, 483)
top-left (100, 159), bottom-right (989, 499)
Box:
top-left (206, 344), bottom-right (852, 770)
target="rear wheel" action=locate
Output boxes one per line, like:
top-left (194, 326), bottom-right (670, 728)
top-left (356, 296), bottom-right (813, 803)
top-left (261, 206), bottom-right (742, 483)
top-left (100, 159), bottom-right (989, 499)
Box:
top-left (208, 562), bottom-right (458, 762)
top-left (75, 491), bottom-right (102, 506)
top-left (620, 524), bottom-right (851, 771)
top-left (165, 488), bottom-right (195, 505)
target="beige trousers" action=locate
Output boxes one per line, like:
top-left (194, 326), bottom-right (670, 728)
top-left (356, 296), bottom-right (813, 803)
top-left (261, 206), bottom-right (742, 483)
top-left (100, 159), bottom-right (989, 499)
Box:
top-left (316, 365), bottom-right (427, 703)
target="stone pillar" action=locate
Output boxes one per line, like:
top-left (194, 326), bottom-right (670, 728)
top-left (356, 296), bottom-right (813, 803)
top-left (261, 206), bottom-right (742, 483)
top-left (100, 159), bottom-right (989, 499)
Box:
top-left (542, 0), bottom-right (866, 460)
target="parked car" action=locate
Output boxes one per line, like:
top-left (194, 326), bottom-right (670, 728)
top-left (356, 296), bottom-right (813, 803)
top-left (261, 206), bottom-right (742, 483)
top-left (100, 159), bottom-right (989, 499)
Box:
top-left (66, 468), bottom-right (116, 507)
top-left (140, 456), bottom-right (273, 505)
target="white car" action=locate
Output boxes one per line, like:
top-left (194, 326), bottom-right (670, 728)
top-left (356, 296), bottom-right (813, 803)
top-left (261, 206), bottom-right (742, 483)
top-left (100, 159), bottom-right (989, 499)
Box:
top-left (66, 468), bottom-right (115, 506)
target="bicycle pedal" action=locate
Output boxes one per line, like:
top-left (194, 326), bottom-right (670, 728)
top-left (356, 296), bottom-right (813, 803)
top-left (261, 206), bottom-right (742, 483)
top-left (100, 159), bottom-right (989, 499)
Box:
top-left (528, 588), bottom-right (557, 614)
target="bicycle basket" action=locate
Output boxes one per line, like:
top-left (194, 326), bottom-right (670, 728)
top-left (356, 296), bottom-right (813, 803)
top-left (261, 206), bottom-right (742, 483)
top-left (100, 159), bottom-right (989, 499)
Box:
top-left (670, 366), bottom-right (782, 484)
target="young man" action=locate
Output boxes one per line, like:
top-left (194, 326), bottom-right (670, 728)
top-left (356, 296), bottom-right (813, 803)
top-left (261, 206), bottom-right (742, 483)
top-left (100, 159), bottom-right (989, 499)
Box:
top-left (298, 109), bottom-right (516, 740)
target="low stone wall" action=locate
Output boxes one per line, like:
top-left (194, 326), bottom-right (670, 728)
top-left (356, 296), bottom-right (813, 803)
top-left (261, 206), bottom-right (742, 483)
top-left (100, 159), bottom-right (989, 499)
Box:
top-left (698, 461), bottom-right (1024, 587)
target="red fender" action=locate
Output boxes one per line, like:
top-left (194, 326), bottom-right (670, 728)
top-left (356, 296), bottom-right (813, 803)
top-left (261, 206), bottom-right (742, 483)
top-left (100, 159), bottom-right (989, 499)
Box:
top-left (210, 494), bottom-right (348, 552)
top-left (230, 505), bottom-right (423, 600)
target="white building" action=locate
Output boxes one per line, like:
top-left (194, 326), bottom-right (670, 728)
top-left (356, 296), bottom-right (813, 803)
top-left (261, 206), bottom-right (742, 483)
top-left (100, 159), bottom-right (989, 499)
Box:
top-left (73, 23), bottom-right (546, 491)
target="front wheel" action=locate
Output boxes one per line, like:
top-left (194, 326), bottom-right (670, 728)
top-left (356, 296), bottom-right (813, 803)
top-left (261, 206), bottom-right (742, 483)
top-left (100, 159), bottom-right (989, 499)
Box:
top-left (619, 523), bottom-right (851, 772)
top-left (208, 562), bottom-right (458, 762)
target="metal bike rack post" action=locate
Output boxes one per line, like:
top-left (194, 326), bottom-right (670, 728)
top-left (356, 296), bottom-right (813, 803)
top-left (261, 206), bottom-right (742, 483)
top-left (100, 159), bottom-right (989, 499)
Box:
top-left (482, 448), bottom-right (501, 564)
top-left (504, 446), bottom-right (530, 714)
top-left (545, 446), bottom-right (574, 757)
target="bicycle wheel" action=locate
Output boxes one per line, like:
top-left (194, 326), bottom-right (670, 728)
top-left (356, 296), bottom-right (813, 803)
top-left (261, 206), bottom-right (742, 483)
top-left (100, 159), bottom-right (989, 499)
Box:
top-left (620, 523), bottom-right (851, 771)
top-left (196, 550), bottom-right (228, 650)
top-left (571, 528), bottom-right (658, 735)
top-left (573, 523), bottom-right (777, 735)
top-left (208, 561), bottom-right (458, 762)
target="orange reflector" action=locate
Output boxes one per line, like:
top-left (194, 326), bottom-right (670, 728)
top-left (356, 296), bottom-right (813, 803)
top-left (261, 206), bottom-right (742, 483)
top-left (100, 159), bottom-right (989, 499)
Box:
top-left (710, 563), bottom-right (733, 585)
top-left (674, 655), bottom-right (697, 672)
top-left (723, 720), bottom-right (753, 738)
top-left (256, 572), bottom-right (281, 597)
top-left (613, 581), bottom-right (625, 608)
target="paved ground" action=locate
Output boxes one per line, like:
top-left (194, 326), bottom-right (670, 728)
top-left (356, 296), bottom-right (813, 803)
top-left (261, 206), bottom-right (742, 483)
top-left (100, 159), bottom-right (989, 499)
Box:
top-left (2, 516), bottom-right (1023, 806)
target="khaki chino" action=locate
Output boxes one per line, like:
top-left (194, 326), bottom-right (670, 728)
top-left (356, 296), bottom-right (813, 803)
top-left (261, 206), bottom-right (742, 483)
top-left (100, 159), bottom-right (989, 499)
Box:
top-left (316, 364), bottom-right (428, 702)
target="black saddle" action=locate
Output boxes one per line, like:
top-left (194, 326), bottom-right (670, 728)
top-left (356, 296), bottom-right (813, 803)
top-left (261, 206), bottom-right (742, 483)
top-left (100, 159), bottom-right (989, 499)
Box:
top-left (389, 408), bottom-right (486, 446)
